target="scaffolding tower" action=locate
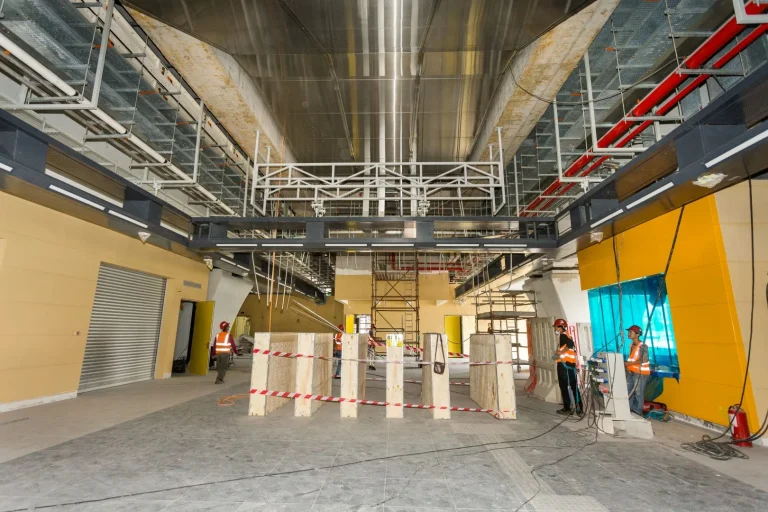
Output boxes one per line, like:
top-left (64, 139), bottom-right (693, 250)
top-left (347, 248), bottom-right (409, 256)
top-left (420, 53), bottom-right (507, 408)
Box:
top-left (371, 252), bottom-right (420, 357)
top-left (475, 290), bottom-right (537, 369)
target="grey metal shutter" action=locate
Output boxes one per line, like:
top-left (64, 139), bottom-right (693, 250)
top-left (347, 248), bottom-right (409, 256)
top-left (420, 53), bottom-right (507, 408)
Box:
top-left (79, 264), bottom-right (166, 392)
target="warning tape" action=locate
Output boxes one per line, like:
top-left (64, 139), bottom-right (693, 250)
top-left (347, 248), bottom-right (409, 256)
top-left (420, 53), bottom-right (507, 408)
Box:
top-left (369, 339), bottom-right (469, 359)
top-left (366, 377), bottom-right (470, 386)
top-left (249, 388), bottom-right (507, 415)
top-left (253, 349), bottom-right (513, 366)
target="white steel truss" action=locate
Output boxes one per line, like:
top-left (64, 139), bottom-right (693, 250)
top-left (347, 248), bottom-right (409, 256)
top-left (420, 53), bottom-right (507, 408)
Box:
top-left (249, 160), bottom-right (507, 216)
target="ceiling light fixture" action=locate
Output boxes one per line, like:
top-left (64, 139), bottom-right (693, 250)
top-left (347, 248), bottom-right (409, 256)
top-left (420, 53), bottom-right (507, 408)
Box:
top-left (49, 184), bottom-right (105, 211)
top-left (108, 209), bottom-right (148, 228)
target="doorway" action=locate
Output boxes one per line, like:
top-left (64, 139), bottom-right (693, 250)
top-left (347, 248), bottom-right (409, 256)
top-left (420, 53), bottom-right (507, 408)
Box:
top-left (444, 315), bottom-right (462, 356)
top-left (172, 301), bottom-right (196, 374)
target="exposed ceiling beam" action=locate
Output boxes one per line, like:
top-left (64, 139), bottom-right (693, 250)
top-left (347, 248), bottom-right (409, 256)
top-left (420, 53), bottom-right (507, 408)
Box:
top-left (127, 8), bottom-right (296, 166)
top-left (469, 0), bottom-right (620, 165)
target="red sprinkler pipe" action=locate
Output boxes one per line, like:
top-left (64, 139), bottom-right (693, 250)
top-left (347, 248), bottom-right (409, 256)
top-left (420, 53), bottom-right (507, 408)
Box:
top-left (523, 2), bottom-right (768, 215)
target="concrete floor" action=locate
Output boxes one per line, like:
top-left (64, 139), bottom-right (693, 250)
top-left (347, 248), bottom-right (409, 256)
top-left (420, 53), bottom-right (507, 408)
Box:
top-left (1, 364), bottom-right (767, 511)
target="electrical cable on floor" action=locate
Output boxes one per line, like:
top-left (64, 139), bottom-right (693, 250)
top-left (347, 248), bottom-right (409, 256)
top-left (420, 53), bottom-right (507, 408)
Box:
top-left (680, 175), bottom-right (765, 460)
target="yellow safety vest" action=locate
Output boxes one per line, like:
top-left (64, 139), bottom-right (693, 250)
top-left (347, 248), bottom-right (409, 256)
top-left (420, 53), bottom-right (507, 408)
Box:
top-left (627, 342), bottom-right (650, 375)
top-left (215, 332), bottom-right (231, 354)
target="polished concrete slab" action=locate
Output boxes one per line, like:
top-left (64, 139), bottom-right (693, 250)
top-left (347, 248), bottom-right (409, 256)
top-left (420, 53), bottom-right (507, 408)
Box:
top-left (0, 366), bottom-right (767, 511)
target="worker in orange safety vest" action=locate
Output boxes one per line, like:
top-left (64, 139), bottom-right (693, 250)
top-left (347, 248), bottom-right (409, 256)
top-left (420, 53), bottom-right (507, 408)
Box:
top-left (213, 321), bottom-right (239, 384)
top-left (553, 318), bottom-right (581, 415)
top-left (333, 325), bottom-right (344, 379)
top-left (625, 325), bottom-right (650, 415)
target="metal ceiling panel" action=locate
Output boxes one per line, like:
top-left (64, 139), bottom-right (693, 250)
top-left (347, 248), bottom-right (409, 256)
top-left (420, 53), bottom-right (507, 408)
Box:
top-left (124, 0), bottom-right (594, 162)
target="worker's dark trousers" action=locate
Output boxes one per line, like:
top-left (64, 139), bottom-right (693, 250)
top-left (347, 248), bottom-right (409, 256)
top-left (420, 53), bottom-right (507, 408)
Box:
top-left (216, 353), bottom-right (229, 382)
top-left (557, 363), bottom-right (580, 410)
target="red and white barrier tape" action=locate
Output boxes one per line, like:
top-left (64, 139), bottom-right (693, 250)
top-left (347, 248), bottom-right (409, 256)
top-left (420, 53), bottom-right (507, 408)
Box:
top-left (249, 388), bottom-right (507, 415)
top-left (253, 349), bottom-right (512, 366)
top-left (366, 377), bottom-right (470, 386)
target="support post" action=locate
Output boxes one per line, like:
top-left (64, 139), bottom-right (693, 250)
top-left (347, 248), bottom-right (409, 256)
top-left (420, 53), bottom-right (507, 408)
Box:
top-left (340, 333), bottom-right (363, 418)
top-left (248, 333), bottom-right (271, 416)
top-left (422, 333), bottom-right (450, 419)
top-left (386, 336), bottom-right (404, 418)
top-left (294, 333), bottom-right (315, 417)
top-left (192, 99), bottom-right (204, 183)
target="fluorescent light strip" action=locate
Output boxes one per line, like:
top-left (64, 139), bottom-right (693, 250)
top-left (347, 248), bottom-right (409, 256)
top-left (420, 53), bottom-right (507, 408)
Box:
top-left (484, 244), bottom-right (527, 248)
top-left (108, 210), bottom-right (148, 228)
top-left (236, 264), bottom-right (250, 272)
top-left (436, 243), bottom-right (479, 248)
top-left (589, 208), bottom-right (624, 229)
top-left (49, 185), bottom-right (105, 211)
top-left (325, 243), bottom-right (367, 247)
top-left (160, 221), bottom-right (189, 239)
top-left (262, 243), bottom-right (304, 247)
top-left (0, 162), bottom-right (12, 172)
top-left (220, 257), bottom-right (237, 266)
top-left (371, 243), bottom-right (414, 247)
top-left (45, 169), bottom-right (122, 207)
top-left (705, 127), bottom-right (768, 168)
top-left (216, 243), bottom-right (259, 247)
top-left (625, 182), bottom-right (675, 209)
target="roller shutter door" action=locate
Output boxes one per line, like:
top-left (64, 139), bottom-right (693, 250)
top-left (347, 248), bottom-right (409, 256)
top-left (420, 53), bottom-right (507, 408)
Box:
top-left (79, 264), bottom-right (166, 392)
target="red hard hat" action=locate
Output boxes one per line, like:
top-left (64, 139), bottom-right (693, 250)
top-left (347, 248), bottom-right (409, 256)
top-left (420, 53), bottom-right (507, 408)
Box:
top-left (627, 325), bottom-right (642, 335)
top-left (553, 318), bottom-right (568, 329)
top-left (220, 321), bottom-right (230, 330)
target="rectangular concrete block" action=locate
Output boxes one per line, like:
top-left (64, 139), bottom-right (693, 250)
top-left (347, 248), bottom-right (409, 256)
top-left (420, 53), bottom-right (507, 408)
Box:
top-left (470, 334), bottom-right (516, 419)
top-left (422, 333), bottom-right (451, 419)
top-left (386, 338), bottom-right (404, 418)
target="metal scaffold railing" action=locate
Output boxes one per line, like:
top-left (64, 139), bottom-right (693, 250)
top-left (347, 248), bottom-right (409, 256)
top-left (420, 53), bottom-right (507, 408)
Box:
top-left (475, 288), bottom-right (537, 370)
top-left (371, 252), bottom-right (421, 358)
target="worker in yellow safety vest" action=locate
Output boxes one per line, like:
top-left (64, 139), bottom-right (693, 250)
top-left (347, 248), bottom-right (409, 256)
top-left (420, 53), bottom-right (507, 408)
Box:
top-left (213, 321), bottom-right (239, 384)
top-left (333, 325), bottom-right (344, 379)
top-left (553, 318), bottom-right (581, 415)
top-left (625, 325), bottom-right (650, 416)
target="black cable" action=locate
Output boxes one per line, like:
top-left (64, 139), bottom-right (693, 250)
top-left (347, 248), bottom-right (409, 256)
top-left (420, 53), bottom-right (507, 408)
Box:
top-left (6, 400), bottom-right (582, 512)
top-left (508, 57), bottom-right (680, 107)
top-left (681, 175), bottom-right (761, 458)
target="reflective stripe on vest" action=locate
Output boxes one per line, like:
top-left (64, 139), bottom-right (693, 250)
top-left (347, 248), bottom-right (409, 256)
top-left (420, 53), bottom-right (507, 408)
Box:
top-left (215, 332), bottom-right (231, 354)
top-left (627, 343), bottom-right (650, 375)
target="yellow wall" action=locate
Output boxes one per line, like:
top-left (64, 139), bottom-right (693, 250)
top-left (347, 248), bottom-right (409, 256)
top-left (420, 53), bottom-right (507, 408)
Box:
top-left (715, 181), bottom-right (768, 425)
top-left (336, 272), bottom-right (456, 301)
top-left (240, 294), bottom-right (345, 334)
top-left (0, 192), bottom-right (209, 405)
top-left (577, 195), bottom-right (758, 427)
top-left (342, 299), bottom-right (476, 336)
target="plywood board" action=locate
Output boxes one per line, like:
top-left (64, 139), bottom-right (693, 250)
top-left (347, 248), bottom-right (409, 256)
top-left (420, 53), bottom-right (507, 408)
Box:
top-left (469, 334), bottom-right (516, 419)
top-left (313, 333), bottom-right (333, 409)
top-left (294, 333), bottom-right (315, 417)
top-left (248, 332), bottom-right (271, 416)
top-left (386, 339), bottom-right (403, 418)
top-left (422, 333), bottom-right (451, 419)
top-left (341, 333), bottom-right (368, 417)
top-left (265, 333), bottom-right (298, 414)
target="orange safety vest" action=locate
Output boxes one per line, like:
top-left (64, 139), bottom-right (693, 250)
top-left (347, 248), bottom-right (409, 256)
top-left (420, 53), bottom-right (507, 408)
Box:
top-left (557, 334), bottom-right (577, 365)
top-left (334, 332), bottom-right (343, 351)
top-left (627, 342), bottom-right (650, 375)
top-left (215, 332), bottom-right (231, 354)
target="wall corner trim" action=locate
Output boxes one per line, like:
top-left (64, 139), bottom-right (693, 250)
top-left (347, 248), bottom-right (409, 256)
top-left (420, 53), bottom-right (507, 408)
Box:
top-left (0, 391), bottom-right (77, 413)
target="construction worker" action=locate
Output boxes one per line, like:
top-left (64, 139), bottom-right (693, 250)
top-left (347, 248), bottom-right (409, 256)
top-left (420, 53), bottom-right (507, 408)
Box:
top-left (625, 325), bottom-right (650, 416)
top-left (367, 324), bottom-right (377, 371)
top-left (553, 318), bottom-right (581, 415)
top-left (333, 324), bottom-right (343, 379)
top-left (213, 321), bottom-right (239, 384)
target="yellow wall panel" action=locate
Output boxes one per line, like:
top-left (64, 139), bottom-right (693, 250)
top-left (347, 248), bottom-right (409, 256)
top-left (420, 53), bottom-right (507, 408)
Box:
top-left (577, 195), bottom-right (758, 427)
top-left (0, 191), bottom-right (209, 406)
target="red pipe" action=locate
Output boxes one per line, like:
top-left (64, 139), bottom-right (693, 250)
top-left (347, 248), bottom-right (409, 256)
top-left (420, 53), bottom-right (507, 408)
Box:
top-left (388, 253), bottom-right (467, 272)
top-left (524, 2), bottom-right (768, 215)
